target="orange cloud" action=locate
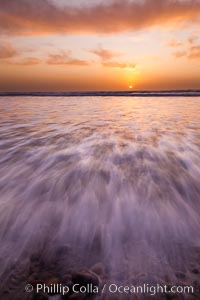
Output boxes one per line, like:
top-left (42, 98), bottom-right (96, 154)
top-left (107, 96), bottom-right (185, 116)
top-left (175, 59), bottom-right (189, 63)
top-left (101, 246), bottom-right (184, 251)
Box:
top-left (168, 39), bottom-right (183, 48)
top-left (188, 45), bottom-right (200, 60)
top-left (89, 48), bottom-right (121, 60)
top-left (89, 47), bottom-right (135, 68)
top-left (102, 61), bottom-right (136, 69)
top-left (1, 0), bottom-right (200, 36)
top-left (47, 52), bottom-right (89, 66)
top-left (188, 35), bottom-right (199, 45)
top-left (9, 57), bottom-right (41, 65)
top-left (0, 42), bottom-right (18, 58)
top-left (173, 51), bottom-right (187, 58)
top-left (172, 37), bottom-right (200, 60)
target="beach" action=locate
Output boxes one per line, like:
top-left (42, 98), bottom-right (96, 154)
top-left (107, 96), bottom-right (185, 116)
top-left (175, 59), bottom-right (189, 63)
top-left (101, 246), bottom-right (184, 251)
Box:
top-left (0, 96), bottom-right (200, 299)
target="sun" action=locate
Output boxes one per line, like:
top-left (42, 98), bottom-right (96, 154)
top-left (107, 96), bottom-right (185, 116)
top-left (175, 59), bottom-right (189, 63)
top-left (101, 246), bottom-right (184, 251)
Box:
top-left (129, 85), bottom-right (133, 89)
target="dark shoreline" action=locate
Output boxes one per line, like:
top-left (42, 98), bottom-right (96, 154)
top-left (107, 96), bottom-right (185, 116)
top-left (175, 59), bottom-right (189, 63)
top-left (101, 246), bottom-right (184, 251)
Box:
top-left (1, 90), bottom-right (200, 97)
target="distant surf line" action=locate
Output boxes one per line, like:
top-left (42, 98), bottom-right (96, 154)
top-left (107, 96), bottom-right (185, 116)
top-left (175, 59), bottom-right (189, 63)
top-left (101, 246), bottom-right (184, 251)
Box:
top-left (1, 90), bottom-right (200, 97)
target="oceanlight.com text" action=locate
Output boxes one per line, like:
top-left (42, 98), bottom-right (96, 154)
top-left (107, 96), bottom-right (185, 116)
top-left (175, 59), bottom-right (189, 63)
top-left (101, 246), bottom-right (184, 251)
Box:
top-left (25, 282), bottom-right (195, 296)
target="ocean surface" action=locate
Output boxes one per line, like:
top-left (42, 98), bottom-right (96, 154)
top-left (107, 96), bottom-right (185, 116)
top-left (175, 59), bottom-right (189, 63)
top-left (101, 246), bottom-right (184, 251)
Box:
top-left (0, 96), bottom-right (200, 299)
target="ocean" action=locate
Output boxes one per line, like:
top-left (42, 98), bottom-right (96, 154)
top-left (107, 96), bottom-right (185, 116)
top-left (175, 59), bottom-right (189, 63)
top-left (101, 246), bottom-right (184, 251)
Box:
top-left (0, 96), bottom-right (200, 299)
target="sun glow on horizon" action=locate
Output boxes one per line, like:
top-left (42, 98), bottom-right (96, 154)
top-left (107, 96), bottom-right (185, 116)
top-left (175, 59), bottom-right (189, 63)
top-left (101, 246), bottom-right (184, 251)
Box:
top-left (0, 0), bottom-right (200, 91)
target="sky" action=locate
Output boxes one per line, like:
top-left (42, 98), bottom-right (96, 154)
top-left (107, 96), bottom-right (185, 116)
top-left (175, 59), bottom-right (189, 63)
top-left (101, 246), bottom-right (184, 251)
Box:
top-left (0, 0), bottom-right (200, 91)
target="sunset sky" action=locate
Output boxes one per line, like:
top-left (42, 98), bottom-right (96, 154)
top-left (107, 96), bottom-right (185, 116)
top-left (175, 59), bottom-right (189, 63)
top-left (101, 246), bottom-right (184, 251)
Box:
top-left (0, 0), bottom-right (200, 91)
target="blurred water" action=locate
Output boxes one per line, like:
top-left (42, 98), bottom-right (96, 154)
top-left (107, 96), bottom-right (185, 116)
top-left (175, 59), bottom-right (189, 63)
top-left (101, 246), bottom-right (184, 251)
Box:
top-left (0, 96), bottom-right (200, 283)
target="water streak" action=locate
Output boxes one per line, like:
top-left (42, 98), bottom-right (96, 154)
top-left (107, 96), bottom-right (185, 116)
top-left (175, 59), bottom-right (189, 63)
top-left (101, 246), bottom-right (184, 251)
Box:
top-left (0, 96), bottom-right (200, 288)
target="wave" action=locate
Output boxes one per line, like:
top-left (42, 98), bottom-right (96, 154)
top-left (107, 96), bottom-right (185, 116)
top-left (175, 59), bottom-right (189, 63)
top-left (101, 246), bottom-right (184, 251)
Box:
top-left (1, 90), bottom-right (200, 97)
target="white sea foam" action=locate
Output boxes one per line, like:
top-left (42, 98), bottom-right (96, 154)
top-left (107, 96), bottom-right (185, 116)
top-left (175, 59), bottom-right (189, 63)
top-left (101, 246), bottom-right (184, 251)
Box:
top-left (0, 96), bottom-right (200, 284)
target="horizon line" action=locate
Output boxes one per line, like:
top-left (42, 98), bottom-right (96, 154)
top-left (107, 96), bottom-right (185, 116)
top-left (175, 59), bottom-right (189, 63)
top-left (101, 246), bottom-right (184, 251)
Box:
top-left (0, 90), bottom-right (200, 97)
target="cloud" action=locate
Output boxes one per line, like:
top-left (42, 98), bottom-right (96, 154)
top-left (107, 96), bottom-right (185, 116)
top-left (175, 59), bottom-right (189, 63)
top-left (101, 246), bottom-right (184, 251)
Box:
top-left (188, 45), bottom-right (200, 59)
top-left (188, 35), bottom-right (199, 45)
top-left (102, 61), bottom-right (136, 69)
top-left (89, 48), bottom-right (121, 60)
top-left (47, 51), bottom-right (89, 66)
top-left (11, 57), bottom-right (41, 65)
top-left (173, 50), bottom-right (187, 58)
top-left (171, 34), bottom-right (200, 60)
top-left (168, 34), bottom-right (200, 51)
top-left (1, 0), bottom-right (200, 36)
top-left (89, 46), bottom-right (135, 68)
top-left (0, 42), bottom-right (18, 58)
top-left (173, 43), bottom-right (200, 60)
top-left (168, 39), bottom-right (183, 48)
